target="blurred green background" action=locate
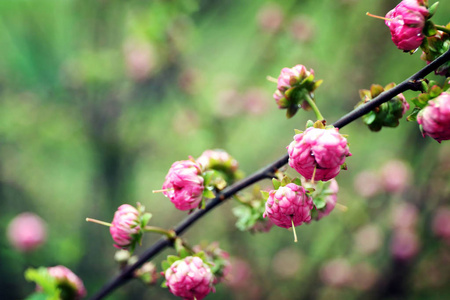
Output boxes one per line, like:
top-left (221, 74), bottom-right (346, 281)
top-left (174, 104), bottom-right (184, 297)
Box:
top-left (1, 0), bottom-right (450, 299)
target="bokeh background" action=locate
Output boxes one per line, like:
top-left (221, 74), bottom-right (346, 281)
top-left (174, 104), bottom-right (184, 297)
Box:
top-left (1, 0), bottom-right (450, 299)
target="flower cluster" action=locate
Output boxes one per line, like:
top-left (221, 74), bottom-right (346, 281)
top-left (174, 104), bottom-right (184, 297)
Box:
top-left (162, 160), bottom-right (205, 211)
top-left (164, 256), bottom-right (215, 300)
top-left (272, 64), bottom-right (322, 118)
top-left (417, 92), bottom-right (450, 142)
top-left (288, 126), bottom-right (351, 182)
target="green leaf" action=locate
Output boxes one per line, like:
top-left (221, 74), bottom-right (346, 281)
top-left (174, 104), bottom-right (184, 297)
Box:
top-left (203, 188), bottom-right (216, 199)
top-left (292, 178), bottom-right (302, 186)
top-left (161, 280), bottom-right (168, 288)
top-left (24, 268), bottom-right (60, 300)
top-left (140, 212), bottom-right (152, 228)
top-left (313, 198), bottom-right (326, 209)
top-left (428, 2), bottom-right (439, 17)
top-left (280, 176), bottom-right (290, 187)
top-left (370, 84), bottom-right (384, 98)
top-left (260, 191), bottom-right (270, 199)
top-left (179, 248), bottom-right (190, 259)
top-left (406, 107), bottom-right (421, 122)
top-left (161, 261), bottom-right (171, 271)
top-left (25, 293), bottom-right (49, 300)
top-left (167, 255), bottom-right (180, 265)
top-left (294, 128), bottom-right (303, 134)
top-left (363, 111), bottom-right (377, 125)
top-left (272, 178), bottom-right (281, 190)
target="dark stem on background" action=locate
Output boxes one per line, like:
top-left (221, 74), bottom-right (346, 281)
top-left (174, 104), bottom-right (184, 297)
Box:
top-left (89, 48), bottom-right (450, 300)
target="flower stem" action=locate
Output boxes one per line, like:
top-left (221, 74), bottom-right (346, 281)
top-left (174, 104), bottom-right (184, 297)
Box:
top-left (86, 218), bottom-right (112, 227)
top-left (143, 226), bottom-right (175, 238)
top-left (291, 218), bottom-right (298, 243)
top-left (305, 94), bottom-right (324, 120)
top-left (435, 25), bottom-right (450, 35)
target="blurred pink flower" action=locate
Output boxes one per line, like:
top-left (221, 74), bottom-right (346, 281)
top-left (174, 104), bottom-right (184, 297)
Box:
top-left (349, 263), bottom-right (378, 291)
top-left (7, 212), bottom-right (47, 252)
top-left (390, 228), bottom-right (420, 260)
top-left (289, 16), bottom-right (315, 42)
top-left (320, 258), bottom-right (352, 288)
top-left (257, 4), bottom-right (284, 33)
top-left (47, 265), bottom-right (86, 299)
top-left (353, 224), bottom-right (383, 255)
top-left (123, 40), bottom-right (155, 82)
top-left (432, 207), bottom-right (450, 240)
top-left (242, 88), bottom-right (270, 115)
top-left (391, 202), bottom-right (418, 230)
top-left (225, 258), bottom-right (252, 290)
top-left (353, 170), bottom-right (380, 198)
top-left (380, 160), bottom-right (411, 193)
top-left (271, 247), bottom-right (303, 278)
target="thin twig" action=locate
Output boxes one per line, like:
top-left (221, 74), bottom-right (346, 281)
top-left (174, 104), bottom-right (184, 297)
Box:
top-left (89, 48), bottom-right (450, 300)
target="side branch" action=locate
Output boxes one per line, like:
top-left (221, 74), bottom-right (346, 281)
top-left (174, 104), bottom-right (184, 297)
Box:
top-left (89, 48), bottom-right (450, 300)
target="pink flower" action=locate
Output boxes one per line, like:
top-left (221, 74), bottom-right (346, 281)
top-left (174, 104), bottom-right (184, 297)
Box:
top-left (165, 256), bottom-right (215, 300)
top-left (320, 258), bottom-right (352, 288)
top-left (110, 204), bottom-right (141, 249)
top-left (417, 92), bottom-right (450, 143)
top-left (7, 212), bottom-right (47, 252)
top-left (193, 242), bottom-right (231, 284)
top-left (263, 183), bottom-right (313, 228)
top-left (46, 265), bottom-right (86, 300)
top-left (288, 127), bottom-right (351, 181)
top-left (277, 64), bottom-right (313, 92)
top-left (162, 160), bottom-right (204, 211)
top-left (385, 0), bottom-right (429, 51)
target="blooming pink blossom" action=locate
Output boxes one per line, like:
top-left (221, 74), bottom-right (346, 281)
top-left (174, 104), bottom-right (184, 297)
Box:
top-left (110, 204), bottom-right (141, 249)
top-left (263, 183), bottom-right (313, 228)
top-left (46, 265), bottom-right (86, 299)
top-left (288, 127), bottom-right (351, 181)
top-left (165, 256), bottom-right (215, 300)
top-left (162, 160), bottom-right (204, 211)
top-left (417, 92), bottom-right (450, 143)
top-left (7, 212), bottom-right (47, 252)
top-left (385, 0), bottom-right (429, 51)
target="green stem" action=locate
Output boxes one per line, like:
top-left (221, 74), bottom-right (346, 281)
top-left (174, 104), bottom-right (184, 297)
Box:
top-left (304, 94), bottom-right (324, 120)
top-left (435, 25), bottom-right (450, 35)
top-left (144, 226), bottom-right (175, 238)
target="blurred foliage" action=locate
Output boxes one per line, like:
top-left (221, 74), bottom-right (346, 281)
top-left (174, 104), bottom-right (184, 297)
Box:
top-left (0, 0), bottom-right (449, 299)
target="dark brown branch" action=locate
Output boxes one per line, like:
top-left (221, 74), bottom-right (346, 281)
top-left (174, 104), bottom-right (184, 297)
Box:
top-left (89, 48), bottom-right (450, 300)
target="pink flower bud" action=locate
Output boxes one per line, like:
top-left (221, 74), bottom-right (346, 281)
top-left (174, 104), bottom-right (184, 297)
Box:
top-left (263, 183), bottom-right (313, 228)
top-left (110, 204), bottom-right (141, 249)
top-left (277, 64), bottom-right (313, 92)
top-left (46, 265), bottom-right (86, 299)
top-left (385, 0), bottom-right (429, 51)
top-left (165, 256), bottom-right (215, 300)
top-left (162, 160), bottom-right (204, 211)
top-left (288, 127), bottom-right (351, 181)
top-left (7, 212), bottom-right (47, 252)
top-left (417, 92), bottom-right (450, 143)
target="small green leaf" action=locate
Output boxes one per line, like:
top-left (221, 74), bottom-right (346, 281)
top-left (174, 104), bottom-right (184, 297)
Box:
top-left (292, 178), bottom-right (302, 186)
top-left (406, 107), bottom-right (421, 122)
top-left (140, 213), bottom-right (152, 228)
top-left (167, 255), bottom-right (179, 265)
top-left (161, 261), bottom-right (171, 271)
top-left (370, 84), bottom-right (384, 98)
top-left (280, 176), bottom-right (290, 187)
top-left (294, 128), bottom-right (303, 135)
top-left (161, 280), bottom-right (168, 288)
top-left (286, 105), bottom-right (299, 119)
top-left (306, 187), bottom-right (315, 194)
top-left (313, 198), bottom-right (326, 209)
top-left (260, 191), bottom-right (270, 199)
top-left (428, 1), bottom-right (439, 17)
top-left (179, 248), bottom-right (190, 259)
top-left (272, 178), bottom-right (281, 190)
top-left (203, 188), bottom-right (216, 199)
